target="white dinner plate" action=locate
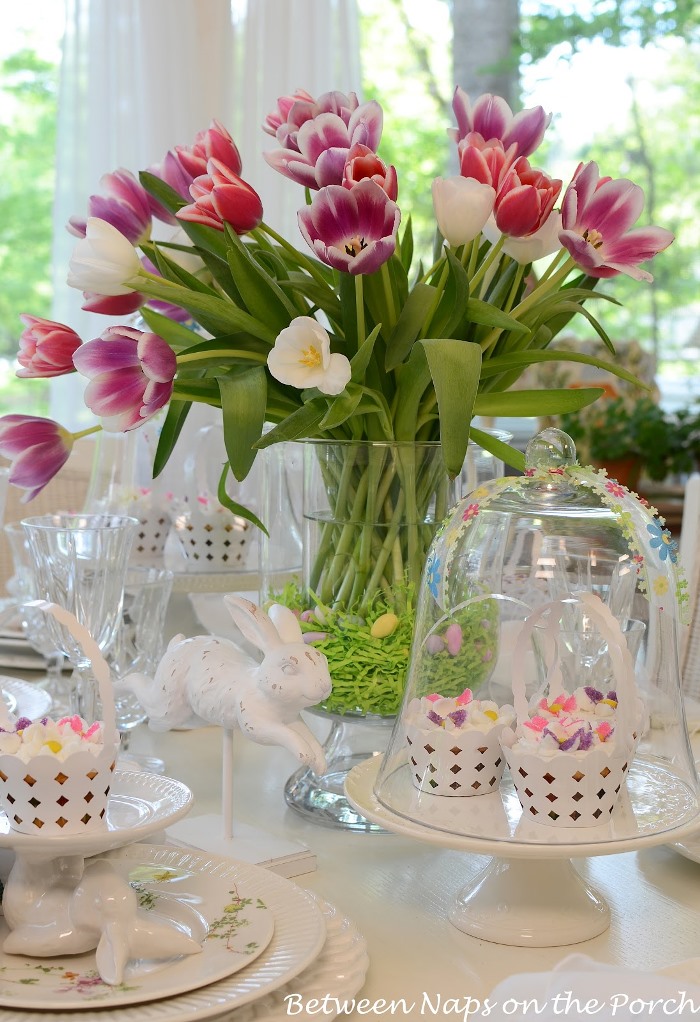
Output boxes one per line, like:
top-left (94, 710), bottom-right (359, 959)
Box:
top-left (0, 771), bottom-right (193, 855)
top-left (0, 844), bottom-right (275, 1009)
top-left (229, 895), bottom-right (369, 1021)
top-left (1, 674), bottom-right (52, 721)
top-left (0, 845), bottom-right (327, 1022)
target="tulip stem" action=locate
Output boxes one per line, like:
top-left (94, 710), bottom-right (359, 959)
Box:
top-left (380, 262), bottom-right (397, 328)
top-left (479, 255), bottom-right (578, 352)
top-left (256, 222), bottom-right (330, 288)
top-left (469, 235), bottom-right (505, 294)
top-left (71, 425), bottom-right (102, 442)
top-left (355, 275), bottom-right (365, 348)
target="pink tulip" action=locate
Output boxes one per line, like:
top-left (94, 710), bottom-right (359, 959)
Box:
top-left (494, 157), bottom-right (562, 238)
top-left (0, 415), bottom-right (74, 501)
top-left (459, 134), bottom-right (518, 191)
top-left (16, 315), bottom-right (82, 378)
top-left (264, 92), bottom-right (383, 190)
top-left (262, 88), bottom-right (317, 142)
top-left (81, 291), bottom-right (146, 315)
top-left (559, 161), bottom-right (674, 281)
top-left (297, 180), bottom-right (400, 276)
top-left (72, 326), bottom-right (176, 431)
top-left (148, 120), bottom-right (243, 220)
top-left (451, 89), bottom-right (550, 158)
top-left (177, 159), bottom-right (263, 234)
top-left (342, 143), bottom-right (398, 201)
top-left (67, 169), bottom-right (152, 246)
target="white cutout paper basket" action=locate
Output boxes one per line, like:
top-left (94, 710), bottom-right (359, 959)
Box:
top-left (406, 723), bottom-right (507, 797)
top-left (0, 603), bottom-right (119, 835)
top-left (501, 593), bottom-right (638, 828)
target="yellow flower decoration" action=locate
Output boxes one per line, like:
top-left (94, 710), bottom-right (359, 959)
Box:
top-left (652, 576), bottom-right (669, 596)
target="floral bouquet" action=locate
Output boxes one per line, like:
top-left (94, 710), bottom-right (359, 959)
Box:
top-left (0, 86), bottom-right (672, 716)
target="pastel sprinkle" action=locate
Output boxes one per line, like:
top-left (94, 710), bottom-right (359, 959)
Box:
top-left (455, 689), bottom-right (473, 706)
top-left (425, 693), bottom-right (442, 703)
top-left (44, 740), bottom-right (63, 753)
top-left (483, 710), bottom-right (498, 721)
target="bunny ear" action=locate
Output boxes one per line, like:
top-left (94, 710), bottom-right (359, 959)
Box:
top-left (268, 603), bottom-right (303, 643)
top-left (224, 595), bottom-right (283, 652)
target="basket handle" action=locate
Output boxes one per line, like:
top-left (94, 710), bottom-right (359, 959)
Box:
top-left (27, 600), bottom-right (118, 748)
top-left (511, 593), bottom-right (636, 739)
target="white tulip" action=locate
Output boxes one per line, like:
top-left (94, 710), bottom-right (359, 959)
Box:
top-left (67, 217), bottom-right (142, 296)
top-left (482, 210), bottom-right (563, 265)
top-left (431, 176), bottom-right (495, 247)
top-left (268, 317), bottom-right (351, 396)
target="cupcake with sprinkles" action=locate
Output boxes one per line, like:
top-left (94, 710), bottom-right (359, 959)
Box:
top-left (501, 593), bottom-right (640, 827)
top-left (405, 687), bottom-right (515, 796)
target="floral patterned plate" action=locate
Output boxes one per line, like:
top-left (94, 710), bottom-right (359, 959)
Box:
top-left (0, 844), bottom-right (275, 1010)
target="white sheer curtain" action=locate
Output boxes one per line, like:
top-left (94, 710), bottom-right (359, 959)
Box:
top-left (51, 0), bottom-right (361, 428)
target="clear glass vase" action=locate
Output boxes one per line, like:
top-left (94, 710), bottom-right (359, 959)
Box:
top-left (260, 436), bottom-right (507, 830)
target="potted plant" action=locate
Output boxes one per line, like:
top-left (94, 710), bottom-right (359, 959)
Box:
top-left (559, 394), bottom-right (693, 488)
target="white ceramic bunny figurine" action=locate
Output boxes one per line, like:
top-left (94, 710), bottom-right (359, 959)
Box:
top-left (120, 596), bottom-right (332, 774)
top-left (3, 855), bottom-right (204, 985)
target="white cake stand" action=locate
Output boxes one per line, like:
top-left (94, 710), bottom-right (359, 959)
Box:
top-left (0, 770), bottom-right (193, 957)
top-left (345, 755), bottom-right (700, 948)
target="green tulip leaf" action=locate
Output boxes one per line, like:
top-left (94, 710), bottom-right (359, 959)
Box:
top-left (384, 283), bottom-right (436, 371)
top-left (152, 399), bottom-right (192, 478)
top-left (216, 464), bottom-right (268, 534)
top-left (224, 227), bottom-right (297, 332)
top-left (474, 387), bottom-right (605, 416)
top-left (218, 367), bottom-right (267, 481)
top-left (254, 398), bottom-right (328, 448)
top-left (320, 382), bottom-right (364, 430)
top-left (419, 338), bottom-right (482, 476)
top-left (469, 424), bottom-right (526, 473)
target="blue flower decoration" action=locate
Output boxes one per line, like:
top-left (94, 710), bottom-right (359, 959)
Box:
top-left (426, 554), bottom-right (442, 600)
top-left (647, 521), bottom-right (678, 563)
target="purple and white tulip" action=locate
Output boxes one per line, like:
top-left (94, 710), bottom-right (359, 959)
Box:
top-left (67, 169), bottom-right (152, 246)
top-left (67, 218), bottom-right (142, 297)
top-left (297, 180), bottom-right (400, 276)
top-left (559, 161), bottom-right (675, 282)
top-left (451, 89), bottom-right (551, 158)
top-left (0, 415), bottom-right (74, 501)
top-left (267, 317), bottom-right (351, 396)
top-left (72, 326), bottom-right (177, 431)
top-left (16, 316), bottom-right (82, 378)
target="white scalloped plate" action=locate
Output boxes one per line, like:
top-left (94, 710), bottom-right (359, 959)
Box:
top-left (0, 844), bottom-right (275, 1009)
top-left (229, 894), bottom-right (369, 1022)
top-left (0, 845), bottom-right (327, 1022)
top-left (0, 771), bottom-right (193, 855)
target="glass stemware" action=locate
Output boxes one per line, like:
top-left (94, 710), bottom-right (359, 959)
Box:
top-left (3, 522), bottom-right (70, 714)
top-left (108, 565), bottom-right (173, 772)
top-left (21, 514), bottom-right (137, 722)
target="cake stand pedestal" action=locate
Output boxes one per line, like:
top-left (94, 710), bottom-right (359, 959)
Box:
top-left (345, 755), bottom-right (700, 947)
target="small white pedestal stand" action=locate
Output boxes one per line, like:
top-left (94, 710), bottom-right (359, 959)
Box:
top-left (0, 770), bottom-right (193, 957)
top-left (346, 755), bottom-right (700, 948)
top-left (167, 728), bottom-right (317, 878)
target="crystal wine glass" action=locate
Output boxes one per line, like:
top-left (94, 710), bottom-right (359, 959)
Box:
top-left (21, 513), bottom-right (137, 722)
top-left (3, 522), bottom-right (70, 714)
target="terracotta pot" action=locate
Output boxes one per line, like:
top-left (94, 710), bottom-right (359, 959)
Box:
top-left (592, 455), bottom-right (642, 491)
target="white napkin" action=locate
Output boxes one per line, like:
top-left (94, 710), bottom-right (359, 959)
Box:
top-left (485, 954), bottom-right (700, 1020)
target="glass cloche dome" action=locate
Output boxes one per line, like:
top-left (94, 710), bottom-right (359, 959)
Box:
top-left (373, 428), bottom-right (698, 847)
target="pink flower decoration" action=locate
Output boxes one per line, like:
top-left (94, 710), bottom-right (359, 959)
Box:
top-left (605, 480), bottom-right (626, 497)
top-left (523, 715), bottom-right (548, 732)
top-left (462, 503), bottom-right (480, 521)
